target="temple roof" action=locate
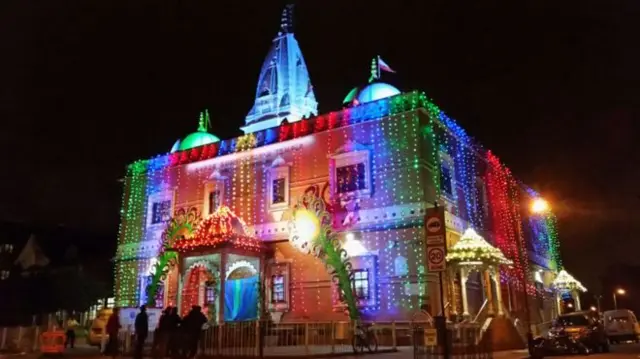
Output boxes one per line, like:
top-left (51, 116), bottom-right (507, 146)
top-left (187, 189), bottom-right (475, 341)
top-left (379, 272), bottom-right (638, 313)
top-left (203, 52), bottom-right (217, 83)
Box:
top-left (172, 206), bottom-right (266, 253)
top-left (446, 228), bottom-right (512, 267)
top-left (242, 5), bottom-right (318, 134)
top-left (552, 269), bottom-right (587, 292)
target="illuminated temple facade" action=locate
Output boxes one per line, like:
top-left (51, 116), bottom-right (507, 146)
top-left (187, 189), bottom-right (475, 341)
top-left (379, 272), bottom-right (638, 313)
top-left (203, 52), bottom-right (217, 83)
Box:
top-left (114, 6), bottom-right (562, 325)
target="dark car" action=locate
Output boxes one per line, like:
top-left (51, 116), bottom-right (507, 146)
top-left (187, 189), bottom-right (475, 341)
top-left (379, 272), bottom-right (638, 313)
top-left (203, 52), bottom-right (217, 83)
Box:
top-left (554, 311), bottom-right (609, 353)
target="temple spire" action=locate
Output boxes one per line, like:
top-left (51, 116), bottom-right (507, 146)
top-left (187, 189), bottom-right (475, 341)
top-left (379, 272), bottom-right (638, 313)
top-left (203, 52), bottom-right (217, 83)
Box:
top-left (280, 4), bottom-right (294, 34)
top-left (241, 5), bottom-right (318, 134)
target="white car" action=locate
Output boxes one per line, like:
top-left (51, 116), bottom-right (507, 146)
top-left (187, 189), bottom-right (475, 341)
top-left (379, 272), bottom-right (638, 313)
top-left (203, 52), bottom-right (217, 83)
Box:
top-left (603, 309), bottom-right (640, 344)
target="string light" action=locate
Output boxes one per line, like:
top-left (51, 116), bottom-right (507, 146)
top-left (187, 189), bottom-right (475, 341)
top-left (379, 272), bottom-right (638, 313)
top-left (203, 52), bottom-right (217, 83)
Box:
top-left (113, 91), bottom-right (562, 321)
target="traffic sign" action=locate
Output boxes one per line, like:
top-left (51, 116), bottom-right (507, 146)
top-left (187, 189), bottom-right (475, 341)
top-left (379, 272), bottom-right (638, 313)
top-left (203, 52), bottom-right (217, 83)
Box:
top-left (425, 207), bottom-right (446, 237)
top-left (426, 234), bottom-right (445, 246)
top-left (424, 328), bottom-right (438, 346)
top-left (427, 246), bottom-right (446, 272)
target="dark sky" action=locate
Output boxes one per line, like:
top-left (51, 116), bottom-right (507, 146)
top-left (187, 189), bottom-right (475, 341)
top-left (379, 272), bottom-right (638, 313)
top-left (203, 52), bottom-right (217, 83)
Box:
top-left (1, 0), bottom-right (638, 291)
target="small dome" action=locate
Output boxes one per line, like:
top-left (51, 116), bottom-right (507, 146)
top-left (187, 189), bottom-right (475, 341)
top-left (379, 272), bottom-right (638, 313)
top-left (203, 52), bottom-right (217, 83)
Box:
top-left (170, 110), bottom-right (220, 153)
top-left (356, 82), bottom-right (400, 103)
top-left (174, 131), bottom-right (219, 152)
top-left (343, 82), bottom-right (401, 107)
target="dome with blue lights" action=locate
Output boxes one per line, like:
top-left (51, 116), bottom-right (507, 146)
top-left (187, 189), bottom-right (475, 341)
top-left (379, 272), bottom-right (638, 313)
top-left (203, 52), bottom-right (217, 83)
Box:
top-left (171, 110), bottom-right (220, 153)
top-left (343, 82), bottom-right (401, 106)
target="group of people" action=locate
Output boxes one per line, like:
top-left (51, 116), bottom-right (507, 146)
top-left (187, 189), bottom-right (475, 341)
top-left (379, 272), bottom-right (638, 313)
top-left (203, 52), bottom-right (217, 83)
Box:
top-left (103, 304), bottom-right (209, 359)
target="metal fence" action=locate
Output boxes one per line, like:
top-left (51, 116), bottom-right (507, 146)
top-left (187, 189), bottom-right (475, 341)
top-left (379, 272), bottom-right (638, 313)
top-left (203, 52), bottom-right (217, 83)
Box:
top-left (1, 320), bottom-right (494, 358)
top-left (0, 326), bottom-right (45, 353)
top-left (413, 323), bottom-right (493, 359)
top-left (117, 321), bottom-right (404, 357)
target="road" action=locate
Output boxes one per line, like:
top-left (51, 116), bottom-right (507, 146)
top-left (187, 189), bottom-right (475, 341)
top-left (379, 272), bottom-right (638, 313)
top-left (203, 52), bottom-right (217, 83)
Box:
top-left (339, 343), bottom-right (640, 359)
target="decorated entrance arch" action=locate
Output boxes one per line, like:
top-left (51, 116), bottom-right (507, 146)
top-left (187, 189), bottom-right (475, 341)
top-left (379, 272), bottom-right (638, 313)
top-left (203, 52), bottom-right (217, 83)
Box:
top-left (146, 205), bottom-right (265, 322)
top-left (146, 207), bottom-right (201, 306)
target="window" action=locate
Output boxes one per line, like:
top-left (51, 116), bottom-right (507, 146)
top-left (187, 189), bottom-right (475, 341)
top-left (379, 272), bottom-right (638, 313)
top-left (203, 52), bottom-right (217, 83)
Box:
top-left (271, 275), bottom-right (286, 303)
top-left (267, 165), bottom-right (290, 211)
top-left (151, 200), bottom-right (172, 225)
top-left (337, 163), bottom-right (366, 194)
top-left (352, 270), bottom-right (369, 300)
top-left (205, 283), bottom-right (216, 305)
top-left (271, 178), bottom-right (286, 205)
top-left (330, 146), bottom-right (372, 198)
top-left (143, 275), bottom-right (164, 308)
top-left (208, 190), bottom-right (222, 214)
top-left (440, 166), bottom-right (453, 196)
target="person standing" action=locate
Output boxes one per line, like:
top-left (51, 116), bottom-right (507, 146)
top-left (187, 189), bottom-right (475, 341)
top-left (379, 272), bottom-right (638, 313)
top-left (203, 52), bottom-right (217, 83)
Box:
top-left (134, 305), bottom-right (149, 359)
top-left (152, 307), bottom-right (171, 359)
top-left (166, 307), bottom-right (182, 359)
top-left (64, 315), bottom-right (79, 349)
top-left (105, 309), bottom-right (121, 359)
top-left (181, 306), bottom-right (208, 359)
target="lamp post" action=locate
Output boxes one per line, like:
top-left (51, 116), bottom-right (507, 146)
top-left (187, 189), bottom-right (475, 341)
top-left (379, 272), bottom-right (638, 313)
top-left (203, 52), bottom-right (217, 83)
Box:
top-left (525, 197), bottom-right (551, 354)
top-left (594, 295), bottom-right (602, 313)
top-left (613, 288), bottom-right (626, 310)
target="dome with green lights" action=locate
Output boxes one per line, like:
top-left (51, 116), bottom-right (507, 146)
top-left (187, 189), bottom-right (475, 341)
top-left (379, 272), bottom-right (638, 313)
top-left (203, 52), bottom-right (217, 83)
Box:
top-left (171, 110), bottom-right (220, 153)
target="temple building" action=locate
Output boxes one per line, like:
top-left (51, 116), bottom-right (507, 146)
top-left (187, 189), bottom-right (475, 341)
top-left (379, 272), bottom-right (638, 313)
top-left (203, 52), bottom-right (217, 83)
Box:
top-left (114, 6), bottom-right (565, 328)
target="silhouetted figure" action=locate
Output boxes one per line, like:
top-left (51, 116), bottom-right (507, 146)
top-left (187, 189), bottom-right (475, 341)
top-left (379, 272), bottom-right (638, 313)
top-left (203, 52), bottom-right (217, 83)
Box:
top-left (134, 305), bottom-right (149, 359)
top-left (181, 306), bottom-right (208, 359)
top-left (105, 309), bottom-right (121, 359)
top-left (152, 307), bottom-right (171, 358)
top-left (167, 307), bottom-right (182, 359)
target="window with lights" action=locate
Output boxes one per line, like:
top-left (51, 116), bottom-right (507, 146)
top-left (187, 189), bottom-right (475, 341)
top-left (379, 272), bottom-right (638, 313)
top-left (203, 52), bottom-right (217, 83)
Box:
top-left (352, 270), bottom-right (369, 300)
top-left (267, 166), bottom-right (290, 211)
top-left (147, 191), bottom-right (175, 228)
top-left (329, 147), bottom-right (372, 198)
top-left (271, 275), bottom-right (286, 303)
top-left (204, 181), bottom-right (225, 215)
top-left (268, 262), bottom-right (290, 311)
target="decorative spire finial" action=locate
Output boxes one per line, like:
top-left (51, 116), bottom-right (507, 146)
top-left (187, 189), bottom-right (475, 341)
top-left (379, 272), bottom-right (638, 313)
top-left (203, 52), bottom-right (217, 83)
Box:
top-left (280, 4), bottom-right (294, 34)
top-left (197, 110), bottom-right (208, 132)
top-left (369, 57), bottom-right (378, 83)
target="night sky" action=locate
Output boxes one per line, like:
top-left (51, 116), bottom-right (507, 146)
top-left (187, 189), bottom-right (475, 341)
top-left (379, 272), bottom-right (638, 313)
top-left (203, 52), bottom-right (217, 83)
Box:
top-left (1, 0), bottom-right (638, 291)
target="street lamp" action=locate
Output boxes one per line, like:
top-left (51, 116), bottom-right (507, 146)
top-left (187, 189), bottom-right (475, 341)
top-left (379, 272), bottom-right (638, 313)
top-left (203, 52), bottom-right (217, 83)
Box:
top-left (613, 288), bottom-right (626, 310)
top-left (522, 197), bottom-right (551, 355)
top-left (531, 198), bottom-right (550, 214)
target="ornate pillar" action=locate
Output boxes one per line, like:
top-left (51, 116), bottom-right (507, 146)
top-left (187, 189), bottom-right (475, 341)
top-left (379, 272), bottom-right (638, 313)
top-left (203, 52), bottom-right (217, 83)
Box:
top-left (492, 267), bottom-right (504, 316)
top-left (460, 267), bottom-right (470, 317)
top-left (219, 253), bottom-right (227, 323)
top-left (484, 269), bottom-right (495, 316)
top-left (449, 270), bottom-right (458, 316)
top-left (573, 290), bottom-right (581, 311)
top-left (556, 291), bottom-right (562, 315)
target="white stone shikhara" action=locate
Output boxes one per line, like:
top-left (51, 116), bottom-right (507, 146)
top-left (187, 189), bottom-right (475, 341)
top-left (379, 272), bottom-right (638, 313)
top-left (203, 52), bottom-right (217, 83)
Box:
top-left (242, 5), bottom-right (318, 134)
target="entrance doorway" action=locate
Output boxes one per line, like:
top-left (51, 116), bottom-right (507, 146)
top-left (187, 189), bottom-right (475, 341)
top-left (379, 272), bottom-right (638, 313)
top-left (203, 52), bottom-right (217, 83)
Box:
top-left (181, 264), bottom-right (218, 320)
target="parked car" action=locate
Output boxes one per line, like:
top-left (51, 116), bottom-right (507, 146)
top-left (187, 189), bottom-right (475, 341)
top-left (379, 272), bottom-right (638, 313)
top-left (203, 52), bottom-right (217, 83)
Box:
top-left (551, 311), bottom-right (609, 353)
top-left (603, 309), bottom-right (640, 344)
top-left (87, 308), bottom-right (113, 347)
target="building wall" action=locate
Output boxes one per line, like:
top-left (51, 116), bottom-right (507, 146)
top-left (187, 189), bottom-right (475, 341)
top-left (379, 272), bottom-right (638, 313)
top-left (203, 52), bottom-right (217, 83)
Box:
top-left (115, 109), bottom-right (434, 314)
top-left (114, 95), bottom-right (560, 324)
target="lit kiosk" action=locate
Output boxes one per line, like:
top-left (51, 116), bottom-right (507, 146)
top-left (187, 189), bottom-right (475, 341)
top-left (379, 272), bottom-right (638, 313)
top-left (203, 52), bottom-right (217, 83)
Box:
top-left (446, 228), bottom-right (512, 319)
top-left (552, 269), bottom-right (587, 314)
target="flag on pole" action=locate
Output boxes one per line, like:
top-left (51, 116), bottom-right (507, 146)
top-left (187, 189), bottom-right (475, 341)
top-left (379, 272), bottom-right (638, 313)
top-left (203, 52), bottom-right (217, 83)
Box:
top-left (377, 56), bottom-right (395, 73)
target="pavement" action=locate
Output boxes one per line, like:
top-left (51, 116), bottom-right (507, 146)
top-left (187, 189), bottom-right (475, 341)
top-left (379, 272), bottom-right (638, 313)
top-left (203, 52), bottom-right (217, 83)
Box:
top-left (1, 342), bottom-right (639, 359)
